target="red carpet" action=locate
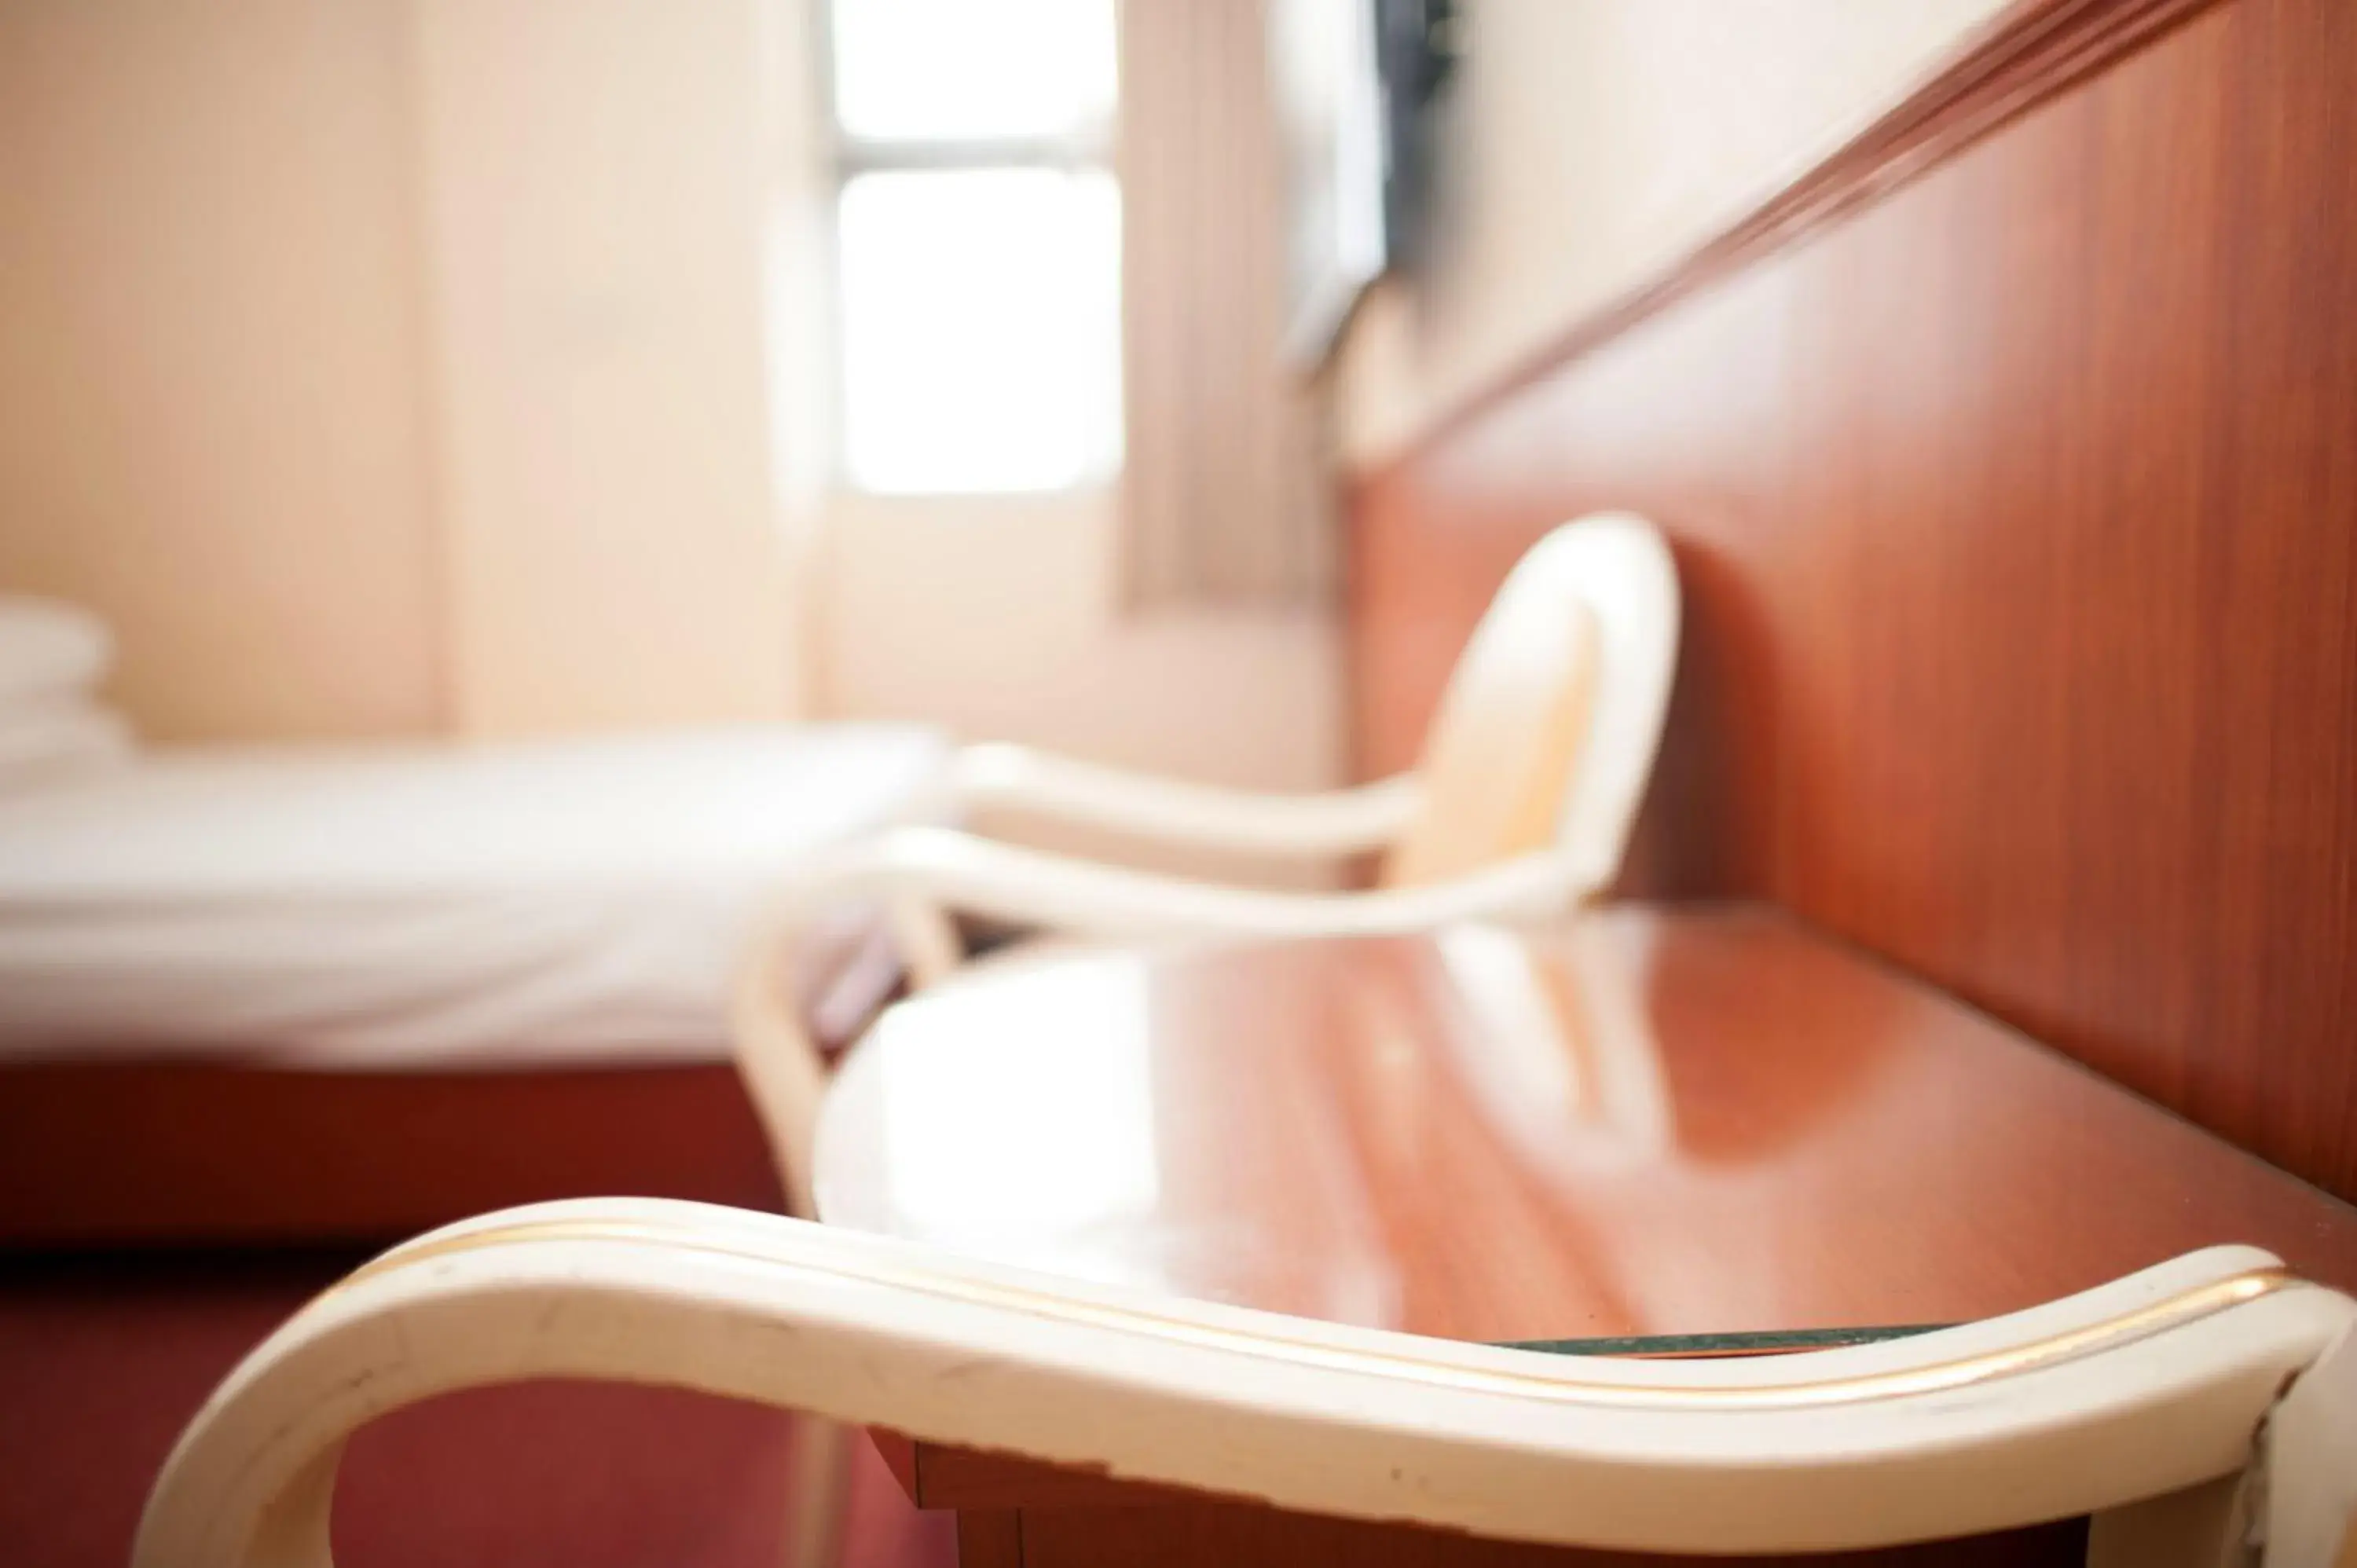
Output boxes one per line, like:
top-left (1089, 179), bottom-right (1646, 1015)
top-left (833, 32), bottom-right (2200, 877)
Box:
top-left (0, 1251), bottom-right (955, 1568)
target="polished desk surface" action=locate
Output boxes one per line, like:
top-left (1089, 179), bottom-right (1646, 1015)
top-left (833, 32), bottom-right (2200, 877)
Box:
top-left (816, 903), bottom-right (2357, 1348)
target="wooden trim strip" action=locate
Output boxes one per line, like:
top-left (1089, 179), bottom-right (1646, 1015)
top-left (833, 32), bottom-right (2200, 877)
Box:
top-left (1401, 0), bottom-right (2225, 464)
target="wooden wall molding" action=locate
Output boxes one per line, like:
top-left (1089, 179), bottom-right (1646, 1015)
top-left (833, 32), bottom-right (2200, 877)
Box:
top-left (1410, 0), bottom-right (2227, 464)
top-left (1351, 0), bottom-right (2357, 1200)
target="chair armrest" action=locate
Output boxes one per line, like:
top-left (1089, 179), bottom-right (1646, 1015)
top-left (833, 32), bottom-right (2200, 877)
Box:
top-left (948, 743), bottom-right (1422, 859)
top-left (726, 830), bottom-right (1573, 1210)
top-left (136, 1205), bottom-right (2353, 1568)
top-left (841, 825), bottom-right (1578, 940)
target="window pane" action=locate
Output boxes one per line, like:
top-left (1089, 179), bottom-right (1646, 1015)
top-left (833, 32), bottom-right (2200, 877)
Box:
top-left (838, 167), bottom-right (1121, 494)
top-left (830, 0), bottom-right (1116, 143)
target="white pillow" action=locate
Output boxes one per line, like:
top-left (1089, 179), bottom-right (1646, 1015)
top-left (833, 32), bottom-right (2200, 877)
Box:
top-left (0, 595), bottom-right (113, 704)
top-left (0, 699), bottom-right (134, 789)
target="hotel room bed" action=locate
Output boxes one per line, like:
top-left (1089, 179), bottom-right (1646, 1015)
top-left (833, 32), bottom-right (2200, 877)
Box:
top-left (0, 723), bottom-right (949, 1247)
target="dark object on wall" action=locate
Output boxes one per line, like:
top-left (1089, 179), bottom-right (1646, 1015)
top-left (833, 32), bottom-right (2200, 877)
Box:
top-left (1270, 0), bottom-right (1457, 363)
top-left (1349, 0), bottom-right (2357, 1200)
top-left (1373, 0), bottom-right (1456, 269)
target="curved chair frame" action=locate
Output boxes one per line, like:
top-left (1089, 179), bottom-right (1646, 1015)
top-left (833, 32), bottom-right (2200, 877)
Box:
top-left (723, 515), bottom-right (1654, 1566)
top-left (931, 510), bottom-right (1680, 905)
top-left (137, 1201), bottom-right (2355, 1568)
top-left (733, 513), bottom-right (1682, 1216)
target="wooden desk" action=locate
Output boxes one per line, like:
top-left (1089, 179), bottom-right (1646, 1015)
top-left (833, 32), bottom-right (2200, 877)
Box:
top-left (813, 904), bottom-right (2357, 1566)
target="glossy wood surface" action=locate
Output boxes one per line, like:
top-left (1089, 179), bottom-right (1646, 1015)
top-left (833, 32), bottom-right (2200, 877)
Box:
top-left (819, 905), bottom-right (2357, 1352)
top-left (1349, 0), bottom-right (2357, 1201)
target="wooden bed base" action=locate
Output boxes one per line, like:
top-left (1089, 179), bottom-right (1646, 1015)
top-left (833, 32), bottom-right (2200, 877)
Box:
top-left (0, 910), bottom-right (907, 1248)
top-left (0, 1060), bottom-right (785, 1248)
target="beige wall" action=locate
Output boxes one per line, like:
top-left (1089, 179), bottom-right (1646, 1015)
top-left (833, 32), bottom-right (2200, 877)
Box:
top-left (0, 0), bottom-right (798, 742)
top-left (0, 0), bottom-right (2005, 786)
top-left (0, 0), bottom-right (445, 741)
top-left (0, 0), bottom-right (1334, 793)
top-left (412, 0), bottom-right (801, 736)
top-left (1336, 0), bottom-right (2010, 466)
top-left (823, 490), bottom-right (1344, 795)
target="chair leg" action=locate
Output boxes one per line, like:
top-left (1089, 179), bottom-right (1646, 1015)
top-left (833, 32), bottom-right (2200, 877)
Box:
top-left (2258, 1322), bottom-right (2357, 1568)
top-left (886, 895), bottom-right (962, 991)
top-left (733, 908), bottom-right (837, 1219)
top-left (782, 1415), bottom-right (855, 1568)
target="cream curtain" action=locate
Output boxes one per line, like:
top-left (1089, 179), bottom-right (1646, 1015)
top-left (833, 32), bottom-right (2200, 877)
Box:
top-left (1119, 0), bottom-right (1332, 606)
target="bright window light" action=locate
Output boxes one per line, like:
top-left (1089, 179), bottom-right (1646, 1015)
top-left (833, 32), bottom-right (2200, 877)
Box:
top-left (830, 0), bottom-right (1116, 143)
top-left (826, 0), bottom-right (1121, 495)
top-left (838, 167), bottom-right (1120, 494)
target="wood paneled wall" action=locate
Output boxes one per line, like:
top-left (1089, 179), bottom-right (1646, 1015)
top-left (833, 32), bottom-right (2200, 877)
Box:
top-left (1349, 0), bottom-right (2357, 1199)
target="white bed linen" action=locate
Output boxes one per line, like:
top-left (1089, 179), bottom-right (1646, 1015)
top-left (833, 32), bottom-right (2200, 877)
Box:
top-left (0, 724), bottom-right (948, 1068)
top-left (0, 595), bottom-right (112, 703)
top-left (0, 700), bottom-right (134, 786)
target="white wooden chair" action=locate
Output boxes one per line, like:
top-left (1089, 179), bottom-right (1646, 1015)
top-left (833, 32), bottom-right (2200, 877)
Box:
top-left (728, 512), bottom-right (1677, 1568)
top-left (136, 1198), bottom-right (2357, 1568)
top-left (733, 511), bottom-right (1683, 1220)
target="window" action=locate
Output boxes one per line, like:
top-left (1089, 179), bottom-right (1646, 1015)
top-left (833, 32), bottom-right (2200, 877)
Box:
top-left (826, 0), bottom-right (1123, 495)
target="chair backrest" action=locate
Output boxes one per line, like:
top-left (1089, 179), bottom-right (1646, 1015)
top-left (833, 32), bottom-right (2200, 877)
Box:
top-left (1381, 513), bottom-right (1680, 894)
